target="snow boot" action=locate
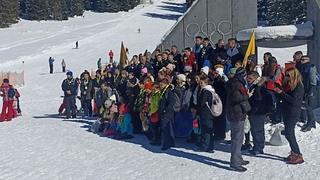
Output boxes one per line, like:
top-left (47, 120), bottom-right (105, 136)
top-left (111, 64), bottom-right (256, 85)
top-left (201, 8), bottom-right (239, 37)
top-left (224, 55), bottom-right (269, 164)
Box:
top-left (288, 154), bottom-right (304, 165)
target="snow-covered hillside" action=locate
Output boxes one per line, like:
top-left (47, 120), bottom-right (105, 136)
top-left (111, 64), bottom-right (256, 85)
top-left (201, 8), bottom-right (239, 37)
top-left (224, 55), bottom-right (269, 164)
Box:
top-left (0, 0), bottom-right (319, 179)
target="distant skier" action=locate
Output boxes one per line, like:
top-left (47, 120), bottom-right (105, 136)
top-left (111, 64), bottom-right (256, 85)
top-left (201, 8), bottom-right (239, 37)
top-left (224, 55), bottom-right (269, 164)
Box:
top-left (76, 41), bottom-right (79, 49)
top-left (137, 28), bottom-right (141, 34)
top-left (49, 57), bottom-right (55, 74)
top-left (109, 50), bottom-right (114, 64)
top-left (61, 59), bottom-right (66, 73)
top-left (97, 58), bottom-right (102, 69)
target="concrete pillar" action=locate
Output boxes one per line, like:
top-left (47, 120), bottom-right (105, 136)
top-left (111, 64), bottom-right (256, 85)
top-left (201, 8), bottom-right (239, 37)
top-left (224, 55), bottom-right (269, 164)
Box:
top-left (157, 0), bottom-right (257, 51)
top-left (307, 0), bottom-right (320, 105)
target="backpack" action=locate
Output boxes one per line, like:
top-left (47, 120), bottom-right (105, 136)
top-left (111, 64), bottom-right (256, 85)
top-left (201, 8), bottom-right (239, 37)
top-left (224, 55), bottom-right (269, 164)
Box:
top-left (8, 87), bottom-right (16, 98)
top-left (204, 85), bottom-right (223, 117)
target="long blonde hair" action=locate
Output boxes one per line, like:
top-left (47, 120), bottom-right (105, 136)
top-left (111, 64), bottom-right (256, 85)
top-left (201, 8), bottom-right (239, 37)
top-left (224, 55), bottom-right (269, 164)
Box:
top-left (285, 68), bottom-right (303, 91)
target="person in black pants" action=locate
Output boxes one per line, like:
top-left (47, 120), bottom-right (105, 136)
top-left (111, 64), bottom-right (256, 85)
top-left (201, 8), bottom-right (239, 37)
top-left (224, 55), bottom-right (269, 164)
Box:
top-left (61, 71), bottom-right (78, 119)
top-left (274, 68), bottom-right (304, 164)
top-left (197, 75), bottom-right (215, 153)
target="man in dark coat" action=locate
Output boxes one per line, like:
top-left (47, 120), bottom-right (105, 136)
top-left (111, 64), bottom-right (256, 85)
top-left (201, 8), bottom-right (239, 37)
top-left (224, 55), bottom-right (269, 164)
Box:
top-left (225, 67), bottom-right (251, 172)
top-left (159, 78), bottom-right (176, 150)
top-left (226, 38), bottom-right (244, 67)
top-left (200, 38), bottom-right (214, 67)
top-left (197, 75), bottom-right (215, 152)
top-left (299, 56), bottom-right (317, 132)
top-left (213, 39), bottom-right (228, 63)
top-left (62, 71), bottom-right (78, 119)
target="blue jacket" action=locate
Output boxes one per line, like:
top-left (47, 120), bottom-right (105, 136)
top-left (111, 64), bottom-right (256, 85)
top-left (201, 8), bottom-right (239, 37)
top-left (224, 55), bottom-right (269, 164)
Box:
top-left (49, 57), bottom-right (55, 65)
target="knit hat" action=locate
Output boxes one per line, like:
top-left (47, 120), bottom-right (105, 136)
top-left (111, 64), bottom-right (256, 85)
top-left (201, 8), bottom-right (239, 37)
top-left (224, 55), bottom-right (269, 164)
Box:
top-left (166, 63), bottom-right (175, 72)
top-left (235, 67), bottom-right (247, 78)
top-left (177, 74), bottom-right (186, 82)
top-left (144, 81), bottom-right (153, 90)
top-left (66, 71), bottom-right (73, 77)
top-left (201, 66), bottom-right (209, 75)
top-left (235, 67), bottom-right (248, 86)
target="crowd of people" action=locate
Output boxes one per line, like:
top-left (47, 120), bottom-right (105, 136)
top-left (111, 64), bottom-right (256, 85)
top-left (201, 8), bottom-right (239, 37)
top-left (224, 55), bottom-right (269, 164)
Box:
top-left (60, 36), bottom-right (318, 172)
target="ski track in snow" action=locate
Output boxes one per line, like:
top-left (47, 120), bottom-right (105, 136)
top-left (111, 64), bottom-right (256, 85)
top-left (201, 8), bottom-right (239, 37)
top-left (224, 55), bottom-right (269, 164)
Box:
top-left (0, 0), bottom-right (319, 179)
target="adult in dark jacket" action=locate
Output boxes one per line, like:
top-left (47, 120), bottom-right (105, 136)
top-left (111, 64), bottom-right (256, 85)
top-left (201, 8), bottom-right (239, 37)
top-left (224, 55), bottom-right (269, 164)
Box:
top-left (61, 71), bottom-right (78, 119)
top-left (115, 70), bottom-right (128, 98)
top-left (171, 45), bottom-right (183, 74)
top-left (159, 78), bottom-right (176, 150)
top-left (225, 67), bottom-right (250, 172)
top-left (212, 69), bottom-right (228, 140)
top-left (193, 36), bottom-right (204, 69)
top-left (80, 72), bottom-right (93, 117)
top-left (273, 68), bottom-right (304, 164)
top-left (200, 38), bottom-right (214, 67)
top-left (213, 39), bottom-right (228, 63)
top-left (226, 38), bottom-right (244, 67)
top-left (247, 71), bottom-right (268, 155)
top-left (299, 56), bottom-right (317, 132)
top-left (197, 75), bottom-right (215, 152)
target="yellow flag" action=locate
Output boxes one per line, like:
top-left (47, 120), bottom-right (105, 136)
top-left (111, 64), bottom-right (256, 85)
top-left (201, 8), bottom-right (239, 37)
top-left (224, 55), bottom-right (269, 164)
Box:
top-left (120, 42), bottom-right (128, 69)
top-left (243, 31), bottom-right (256, 68)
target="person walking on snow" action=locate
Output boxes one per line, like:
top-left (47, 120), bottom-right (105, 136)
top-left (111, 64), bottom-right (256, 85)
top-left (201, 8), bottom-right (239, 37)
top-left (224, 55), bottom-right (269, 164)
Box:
top-left (0, 79), bottom-right (15, 122)
top-left (97, 58), bottom-right (102, 69)
top-left (76, 41), bottom-right (79, 49)
top-left (49, 57), bottom-right (55, 74)
top-left (61, 59), bottom-right (66, 73)
top-left (109, 50), bottom-right (114, 64)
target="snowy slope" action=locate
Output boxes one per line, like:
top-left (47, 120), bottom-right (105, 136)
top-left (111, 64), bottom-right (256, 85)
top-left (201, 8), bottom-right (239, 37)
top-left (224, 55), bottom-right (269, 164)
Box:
top-left (0, 0), bottom-right (319, 179)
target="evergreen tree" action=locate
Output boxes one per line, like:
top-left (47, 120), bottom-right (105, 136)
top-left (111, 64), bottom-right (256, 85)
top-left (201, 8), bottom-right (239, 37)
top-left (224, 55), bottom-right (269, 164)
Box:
top-left (0, 0), bottom-right (19, 27)
top-left (259, 0), bottom-right (307, 26)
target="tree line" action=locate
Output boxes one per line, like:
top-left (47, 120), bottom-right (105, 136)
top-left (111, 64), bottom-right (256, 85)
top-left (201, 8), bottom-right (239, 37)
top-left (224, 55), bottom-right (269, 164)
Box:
top-left (0, 0), bottom-right (140, 28)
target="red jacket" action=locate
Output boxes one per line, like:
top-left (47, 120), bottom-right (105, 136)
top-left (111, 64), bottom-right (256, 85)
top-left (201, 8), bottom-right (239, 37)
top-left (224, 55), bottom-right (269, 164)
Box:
top-left (184, 52), bottom-right (196, 67)
top-left (109, 51), bottom-right (114, 58)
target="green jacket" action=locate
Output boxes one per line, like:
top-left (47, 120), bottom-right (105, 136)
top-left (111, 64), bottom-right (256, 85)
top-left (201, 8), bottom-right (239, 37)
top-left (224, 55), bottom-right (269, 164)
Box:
top-left (149, 90), bottom-right (161, 114)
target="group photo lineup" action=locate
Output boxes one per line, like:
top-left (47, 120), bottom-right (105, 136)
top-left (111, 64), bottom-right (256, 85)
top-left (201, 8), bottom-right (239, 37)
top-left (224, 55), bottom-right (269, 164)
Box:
top-left (0, 0), bottom-right (319, 179)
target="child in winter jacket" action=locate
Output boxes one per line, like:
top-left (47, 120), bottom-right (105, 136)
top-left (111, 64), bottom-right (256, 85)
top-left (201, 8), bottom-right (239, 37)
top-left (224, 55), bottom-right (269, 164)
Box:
top-left (149, 83), bottom-right (161, 145)
top-left (117, 103), bottom-right (134, 139)
top-left (0, 79), bottom-right (15, 122)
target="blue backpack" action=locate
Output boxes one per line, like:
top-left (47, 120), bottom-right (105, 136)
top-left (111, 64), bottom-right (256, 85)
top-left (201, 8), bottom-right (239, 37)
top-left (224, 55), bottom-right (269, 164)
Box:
top-left (8, 88), bottom-right (15, 98)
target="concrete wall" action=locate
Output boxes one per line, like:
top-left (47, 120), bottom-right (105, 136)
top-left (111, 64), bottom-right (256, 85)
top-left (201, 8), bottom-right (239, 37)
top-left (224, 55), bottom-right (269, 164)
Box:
top-left (156, 0), bottom-right (257, 51)
top-left (307, 0), bottom-right (320, 105)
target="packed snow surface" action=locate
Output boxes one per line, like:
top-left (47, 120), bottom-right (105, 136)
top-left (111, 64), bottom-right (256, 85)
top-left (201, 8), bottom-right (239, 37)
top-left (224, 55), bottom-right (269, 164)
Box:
top-left (0, 0), bottom-right (319, 179)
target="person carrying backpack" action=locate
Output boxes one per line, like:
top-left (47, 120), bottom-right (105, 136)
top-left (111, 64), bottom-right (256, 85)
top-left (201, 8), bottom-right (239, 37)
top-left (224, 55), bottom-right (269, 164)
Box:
top-left (0, 79), bottom-right (15, 122)
top-left (197, 74), bottom-right (216, 153)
